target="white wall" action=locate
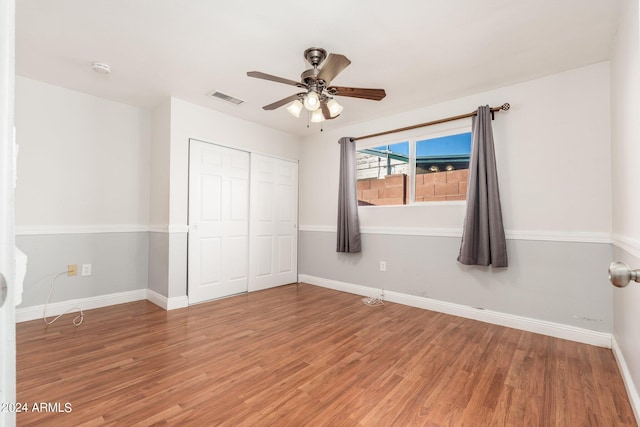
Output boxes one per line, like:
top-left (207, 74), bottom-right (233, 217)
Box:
top-left (168, 97), bottom-right (301, 227)
top-left (611, 0), bottom-right (640, 418)
top-left (298, 63), bottom-right (614, 334)
top-left (612, 0), bottom-right (640, 242)
top-left (149, 97), bottom-right (302, 299)
top-left (15, 77), bottom-right (150, 229)
top-left (301, 62), bottom-right (611, 236)
top-left (14, 77), bottom-right (151, 311)
top-left (149, 98), bottom-right (171, 228)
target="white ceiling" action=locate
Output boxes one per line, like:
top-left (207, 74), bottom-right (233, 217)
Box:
top-left (16, 0), bottom-right (622, 137)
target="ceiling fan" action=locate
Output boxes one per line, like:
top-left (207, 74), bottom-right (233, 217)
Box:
top-left (247, 47), bottom-right (386, 122)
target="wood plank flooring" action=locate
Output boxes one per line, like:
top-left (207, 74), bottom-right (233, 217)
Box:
top-left (16, 283), bottom-right (637, 426)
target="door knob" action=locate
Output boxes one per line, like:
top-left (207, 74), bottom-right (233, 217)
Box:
top-left (609, 261), bottom-right (640, 288)
top-left (0, 273), bottom-right (7, 307)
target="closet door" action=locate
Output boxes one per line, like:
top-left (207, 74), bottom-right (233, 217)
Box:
top-left (249, 154), bottom-right (298, 291)
top-left (188, 141), bottom-right (249, 304)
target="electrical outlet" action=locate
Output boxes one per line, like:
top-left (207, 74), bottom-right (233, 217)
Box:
top-left (81, 264), bottom-right (92, 276)
top-left (379, 261), bottom-right (386, 272)
top-left (67, 264), bottom-right (77, 276)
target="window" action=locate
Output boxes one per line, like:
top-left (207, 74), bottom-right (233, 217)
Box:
top-left (356, 142), bottom-right (409, 206)
top-left (356, 130), bottom-right (471, 206)
top-left (414, 132), bottom-right (471, 203)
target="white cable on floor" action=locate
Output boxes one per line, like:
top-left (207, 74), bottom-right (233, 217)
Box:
top-left (362, 296), bottom-right (384, 306)
top-left (43, 271), bottom-right (84, 327)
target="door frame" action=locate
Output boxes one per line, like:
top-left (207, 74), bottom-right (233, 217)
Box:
top-left (186, 138), bottom-right (300, 303)
top-left (0, 0), bottom-right (17, 425)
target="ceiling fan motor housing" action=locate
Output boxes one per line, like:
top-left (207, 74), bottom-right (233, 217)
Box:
top-left (303, 47), bottom-right (327, 67)
top-left (301, 68), bottom-right (322, 87)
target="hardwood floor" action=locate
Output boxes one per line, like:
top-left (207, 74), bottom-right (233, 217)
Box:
top-left (16, 283), bottom-right (637, 426)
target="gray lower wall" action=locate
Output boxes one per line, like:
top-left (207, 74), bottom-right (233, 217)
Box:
top-left (16, 232), bottom-right (148, 307)
top-left (167, 232), bottom-right (187, 299)
top-left (16, 229), bottom-right (617, 336)
top-left (299, 230), bottom-right (613, 332)
top-left (148, 231), bottom-right (188, 299)
top-left (148, 231), bottom-right (169, 297)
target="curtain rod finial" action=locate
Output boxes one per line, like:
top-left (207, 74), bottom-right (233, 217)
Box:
top-left (501, 103), bottom-right (510, 111)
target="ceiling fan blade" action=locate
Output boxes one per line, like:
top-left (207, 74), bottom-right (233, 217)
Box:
top-left (247, 71), bottom-right (303, 87)
top-left (321, 101), bottom-right (331, 120)
top-left (262, 93), bottom-right (303, 110)
top-left (320, 101), bottom-right (333, 120)
top-left (317, 54), bottom-right (351, 84)
top-left (328, 86), bottom-right (386, 101)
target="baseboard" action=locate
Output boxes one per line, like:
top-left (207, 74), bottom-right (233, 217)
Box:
top-left (146, 290), bottom-right (189, 310)
top-left (299, 274), bottom-right (612, 348)
top-left (16, 289), bottom-right (147, 323)
top-left (16, 288), bottom-right (191, 322)
top-left (612, 337), bottom-right (640, 424)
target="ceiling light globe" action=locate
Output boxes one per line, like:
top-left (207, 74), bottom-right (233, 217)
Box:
top-left (310, 109), bottom-right (325, 123)
top-left (326, 99), bottom-right (343, 117)
top-left (303, 92), bottom-right (320, 111)
top-left (286, 100), bottom-right (303, 118)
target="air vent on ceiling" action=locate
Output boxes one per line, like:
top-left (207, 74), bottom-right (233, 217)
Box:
top-left (207, 90), bottom-right (244, 105)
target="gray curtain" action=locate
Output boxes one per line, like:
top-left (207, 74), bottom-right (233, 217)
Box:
top-left (336, 137), bottom-right (361, 253)
top-left (457, 106), bottom-right (508, 267)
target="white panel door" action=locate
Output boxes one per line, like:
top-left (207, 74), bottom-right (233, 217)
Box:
top-left (0, 0), bottom-right (16, 424)
top-left (249, 154), bottom-right (298, 291)
top-left (188, 141), bottom-right (249, 304)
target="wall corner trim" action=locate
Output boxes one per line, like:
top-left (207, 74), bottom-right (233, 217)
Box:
top-left (612, 336), bottom-right (640, 424)
top-left (298, 274), bottom-right (612, 348)
top-left (149, 225), bottom-right (189, 234)
top-left (146, 290), bottom-right (189, 310)
top-left (612, 234), bottom-right (640, 260)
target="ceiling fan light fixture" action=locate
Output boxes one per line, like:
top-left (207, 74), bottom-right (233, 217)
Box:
top-left (247, 47), bottom-right (386, 128)
top-left (286, 99), bottom-right (303, 118)
top-left (326, 98), bottom-right (343, 117)
top-left (310, 109), bottom-right (325, 123)
top-left (303, 91), bottom-right (320, 111)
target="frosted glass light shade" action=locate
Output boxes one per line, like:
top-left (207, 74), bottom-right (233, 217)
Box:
top-left (326, 99), bottom-right (343, 117)
top-left (310, 109), bottom-right (325, 123)
top-left (286, 100), bottom-right (303, 118)
top-left (303, 92), bottom-right (320, 111)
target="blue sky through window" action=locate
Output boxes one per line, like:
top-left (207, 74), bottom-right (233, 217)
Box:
top-left (372, 132), bottom-right (471, 158)
top-left (416, 132), bottom-right (471, 156)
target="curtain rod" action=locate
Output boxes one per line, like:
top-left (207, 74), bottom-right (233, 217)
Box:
top-left (351, 103), bottom-right (510, 141)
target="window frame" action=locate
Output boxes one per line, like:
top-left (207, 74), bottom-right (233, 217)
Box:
top-left (355, 124), bottom-right (472, 207)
